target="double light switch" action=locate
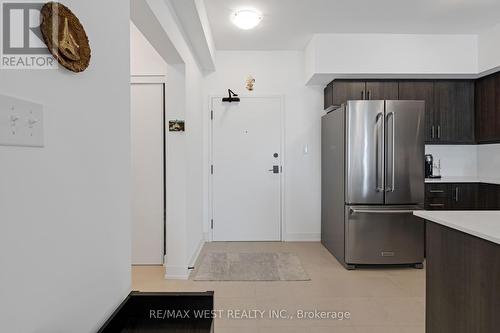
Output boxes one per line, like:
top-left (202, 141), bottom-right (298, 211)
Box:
top-left (0, 94), bottom-right (44, 147)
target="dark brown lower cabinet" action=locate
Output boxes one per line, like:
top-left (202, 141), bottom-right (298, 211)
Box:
top-left (426, 222), bottom-right (500, 333)
top-left (425, 183), bottom-right (500, 210)
top-left (478, 183), bottom-right (500, 210)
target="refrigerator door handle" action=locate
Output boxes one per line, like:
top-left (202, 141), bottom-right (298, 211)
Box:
top-left (350, 208), bottom-right (416, 214)
top-left (386, 111), bottom-right (396, 192)
top-left (375, 112), bottom-right (384, 192)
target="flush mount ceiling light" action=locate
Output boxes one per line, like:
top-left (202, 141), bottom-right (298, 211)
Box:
top-left (231, 9), bottom-right (262, 30)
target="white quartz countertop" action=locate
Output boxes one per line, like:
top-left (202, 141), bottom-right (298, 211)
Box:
top-left (414, 211), bottom-right (500, 245)
top-left (425, 177), bottom-right (500, 185)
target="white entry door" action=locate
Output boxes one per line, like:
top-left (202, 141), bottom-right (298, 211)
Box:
top-left (131, 83), bottom-right (164, 264)
top-left (211, 96), bottom-right (283, 241)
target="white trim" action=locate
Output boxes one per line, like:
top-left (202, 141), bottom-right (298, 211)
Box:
top-left (285, 233), bottom-right (321, 242)
top-left (208, 94), bottom-right (286, 242)
top-left (188, 238), bottom-right (206, 268)
top-left (130, 75), bottom-right (167, 84)
top-left (164, 265), bottom-right (190, 280)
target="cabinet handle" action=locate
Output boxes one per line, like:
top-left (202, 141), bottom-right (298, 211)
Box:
top-left (429, 204), bottom-right (445, 207)
top-left (455, 187), bottom-right (459, 202)
top-left (437, 125), bottom-right (441, 139)
top-left (429, 190), bottom-right (444, 193)
top-left (367, 90), bottom-right (371, 100)
top-left (361, 91), bottom-right (364, 100)
top-left (431, 126), bottom-right (435, 139)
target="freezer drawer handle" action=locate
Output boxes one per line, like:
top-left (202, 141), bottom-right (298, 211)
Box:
top-left (349, 208), bottom-right (415, 214)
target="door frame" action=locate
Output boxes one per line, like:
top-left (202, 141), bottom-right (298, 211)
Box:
top-left (130, 75), bottom-right (167, 263)
top-left (208, 94), bottom-right (286, 242)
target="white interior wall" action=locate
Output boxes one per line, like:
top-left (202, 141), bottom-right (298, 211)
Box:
top-left (203, 51), bottom-right (324, 241)
top-left (305, 33), bottom-right (479, 85)
top-left (478, 23), bottom-right (500, 74)
top-left (425, 145), bottom-right (478, 178)
top-left (477, 144), bottom-right (500, 182)
top-left (130, 22), bottom-right (167, 265)
top-left (140, 0), bottom-right (205, 279)
top-left (0, 0), bottom-right (131, 332)
top-left (130, 21), bottom-right (168, 76)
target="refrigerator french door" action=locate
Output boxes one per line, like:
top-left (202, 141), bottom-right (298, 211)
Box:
top-left (346, 100), bottom-right (424, 205)
top-left (344, 100), bottom-right (425, 266)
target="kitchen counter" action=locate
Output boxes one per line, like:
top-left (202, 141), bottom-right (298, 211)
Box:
top-left (414, 210), bottom-right (500, 245)
top-left (425, 177), bottom-right (500, 185)
top-left (418, 210), bottom-right (500, 333)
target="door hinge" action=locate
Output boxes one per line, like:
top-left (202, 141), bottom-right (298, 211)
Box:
top-left (211, 219), bottom-right (213, 229)
top-left (211, 165), bottom-right (214, 174)
top-left (210, 110), bottom-right (213, 120)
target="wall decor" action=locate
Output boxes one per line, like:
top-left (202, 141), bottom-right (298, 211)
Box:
top-left (246, 75), bottom-right (255, 91)
top-left (169, 120), bottom-right (185, 132)
top-left (40, 2), bottom-right (91, 73)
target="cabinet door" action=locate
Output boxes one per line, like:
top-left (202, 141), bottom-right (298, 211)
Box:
top-left (478, 183), bottom-right (500, 210)
top-left (399, 81), bottom-right (435, 143)
top-left (450, 183), bottom-right (478, 210)
top-left (324, 82), bottom-right (333, 110)
top-left (365, 81), bottom-right (399, 100)
top-left (434, 81), bottom-right (475, 144)
top-left (332, 81), bottom-right (366, 106)
top-left (475, 75), bottom-right (496, 142)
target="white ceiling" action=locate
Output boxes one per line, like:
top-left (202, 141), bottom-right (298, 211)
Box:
top-left (204, 0), bottom-right (500, 50)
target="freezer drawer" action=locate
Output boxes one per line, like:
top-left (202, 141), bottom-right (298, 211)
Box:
top-left (345, 205), bottom-right (424, 265)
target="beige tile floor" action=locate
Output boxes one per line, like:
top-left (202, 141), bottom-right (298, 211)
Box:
top-left (132, 242), bottom-right (425, 333)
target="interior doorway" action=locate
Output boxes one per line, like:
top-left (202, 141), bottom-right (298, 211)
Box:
top-left (131, 79), bottom-right (166, 264)
top-left (210, 96), bottom-right (284, 241)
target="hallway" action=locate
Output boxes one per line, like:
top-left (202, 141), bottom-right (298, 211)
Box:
top-left (132, 242), bottom-right (425, 333)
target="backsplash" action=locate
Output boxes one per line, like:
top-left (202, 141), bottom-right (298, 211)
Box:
top-left (425, 145), bottom-right (478, 177)
top-left (477, 143), bottom-right (500, 180)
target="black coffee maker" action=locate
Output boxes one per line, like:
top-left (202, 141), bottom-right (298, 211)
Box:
top-left (425, 155), bottom-right (433, 178)
top-left (425, 154), bottom-right (440, 178)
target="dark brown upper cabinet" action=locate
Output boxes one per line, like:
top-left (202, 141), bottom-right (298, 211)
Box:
top-left (324, 79), bottom-right (476, 145)
top-left (433, 80), bottom-right (475, 144)
top-left (475, 72), bottom-right (500, 143)
top-left (330, 80), bottom-right (365, 108)
top-left (365, 81), bottom-right (399, 100)
top-left (399, 81), bottom-right (435, 143)
top-left (324, 80), bottom-right (398, 110)
top-left (324, 81), bottom-right (334, 110)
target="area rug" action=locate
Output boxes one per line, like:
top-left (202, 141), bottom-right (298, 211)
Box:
top-left (193, 252), bottom-right (310, 281)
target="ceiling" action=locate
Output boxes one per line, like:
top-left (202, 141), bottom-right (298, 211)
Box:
top-left (204, 0), bottom-right (500, 50)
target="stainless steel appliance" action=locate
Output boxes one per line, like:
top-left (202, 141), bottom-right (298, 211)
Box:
top-left (321, 100), bottom-right (425, 269)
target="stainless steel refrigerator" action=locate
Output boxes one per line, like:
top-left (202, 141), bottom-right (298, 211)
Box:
top-left (321, 100), bottom-right (425, 269)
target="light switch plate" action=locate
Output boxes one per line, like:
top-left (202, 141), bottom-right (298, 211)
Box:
top-left (0, 94), bottom-right (44, 147)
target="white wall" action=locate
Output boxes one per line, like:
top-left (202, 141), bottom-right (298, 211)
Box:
top-left (130, 21), bottom-right (167, 76)
top-left (0, 0), bottom-right (131, 332)
top-left (306, 33), bottom-right (479, 85)
top-left (424, 144), bottom-right (500, 184)
top-left (477, 144), bottom-right (500, 182)
top-left (425, 145), bottom-right (478, 178)
top-left (204, 51), bottom-right (324, 241)
top-left (478, 23), bottom-right (500, 74)
top-left (138, 0), bottom-right (205, 279)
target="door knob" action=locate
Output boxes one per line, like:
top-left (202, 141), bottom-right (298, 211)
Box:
top-left (268, 165), bottom-right (280, 174)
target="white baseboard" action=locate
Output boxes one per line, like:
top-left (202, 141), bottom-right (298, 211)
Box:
top-left (285, 232), bottom-right (321, 242)
top-left (164, 238), bottom-right (206, 280)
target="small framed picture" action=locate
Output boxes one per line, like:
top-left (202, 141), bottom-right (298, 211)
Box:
top-left (169, 120), bottom-right (185, 132)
